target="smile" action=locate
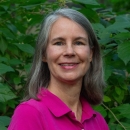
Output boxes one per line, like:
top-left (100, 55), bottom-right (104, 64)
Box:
top-left (59, 63), bottom-right (79, 69)
top-left (60, 63), bottom-right (78, 66)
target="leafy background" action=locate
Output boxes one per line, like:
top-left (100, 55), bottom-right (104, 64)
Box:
top-left (0, 0), bottom-right (130, 130)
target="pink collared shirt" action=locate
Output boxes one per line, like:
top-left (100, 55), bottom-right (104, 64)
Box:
top-left (8, 89), bottom-right (109, 130)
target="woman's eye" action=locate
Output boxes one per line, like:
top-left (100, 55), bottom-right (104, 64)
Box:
top-left (54, 42), bottom-right (63, 46)
top-left (75, 41), bottom-right (84, 45)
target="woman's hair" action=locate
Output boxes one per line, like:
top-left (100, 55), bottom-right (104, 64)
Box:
top-left (23, 8), bottom-right (105, 105)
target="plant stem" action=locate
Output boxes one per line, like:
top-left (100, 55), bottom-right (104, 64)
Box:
top-left (102, 103), bottom-right (126, 130)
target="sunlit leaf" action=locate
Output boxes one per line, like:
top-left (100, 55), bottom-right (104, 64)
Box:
top-left (103, 95), bottom-right (111, 102)
top-left (115, 87), bottom-right (121, 95)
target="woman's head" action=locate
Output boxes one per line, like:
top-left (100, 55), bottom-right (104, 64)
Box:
top-left (25, 8), bottom-right (105, 105)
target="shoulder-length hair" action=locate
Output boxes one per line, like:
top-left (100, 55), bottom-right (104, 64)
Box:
top-left (23, 8), bottom-right (105, 105)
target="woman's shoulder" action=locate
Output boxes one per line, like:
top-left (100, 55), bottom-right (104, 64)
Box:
top-left (17, 97), bottom-right (46, 114)
top-left (8, 98), bottom-right (49, 130)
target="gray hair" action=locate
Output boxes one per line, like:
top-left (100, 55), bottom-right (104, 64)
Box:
top-left (23, 8), bottom-right (105, 105)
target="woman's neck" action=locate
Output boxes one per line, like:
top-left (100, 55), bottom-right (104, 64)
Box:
top-left (47, 78), bottom-right (82, 121)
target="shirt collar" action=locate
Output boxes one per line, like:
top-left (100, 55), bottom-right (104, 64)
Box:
top-left (39, 89), bottom-right (96, 120)
top-left (80, 97), bottom-right (96, 123)
top-left (39, 89), bottom-right (71, 117)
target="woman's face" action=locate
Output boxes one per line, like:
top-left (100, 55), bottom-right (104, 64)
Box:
top-left (44, 17), bottom-right (93, 84)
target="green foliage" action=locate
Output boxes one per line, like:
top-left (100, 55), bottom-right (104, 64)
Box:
top-left (0, 0), bottom-right (130, 130)
top-left (109, 0), bottom-right (130, 13)
top-left (0, 116), bottom-right (10, 129)
top-left (98, 0), bottom-right (130, 13)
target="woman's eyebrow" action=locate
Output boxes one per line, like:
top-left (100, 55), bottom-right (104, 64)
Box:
top-left (50, 36), bottom-right (88, 43)
top-left (74, 37), bottom-right (88, 41)
top-left (50, 37), bottom-right (64, 42)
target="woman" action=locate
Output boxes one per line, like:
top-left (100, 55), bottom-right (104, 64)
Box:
top-left (8, 8), bottom-right (109, 130)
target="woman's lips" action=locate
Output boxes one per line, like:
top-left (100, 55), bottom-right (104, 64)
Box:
top-left (59, 63), bottom-right (79, 69)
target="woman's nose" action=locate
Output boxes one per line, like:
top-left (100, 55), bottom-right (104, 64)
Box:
top-left (63, 44), bottom-right (75, 57)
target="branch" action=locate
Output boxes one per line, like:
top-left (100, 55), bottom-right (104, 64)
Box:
top-left (102, 103), bottom-right (126, 130)
top-left (0, 75), bottom-right (16, 91)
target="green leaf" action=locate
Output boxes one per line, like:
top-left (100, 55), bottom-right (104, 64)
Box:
top-left (79, 8), bottom-right (100, 22)
top-left (111, 59), bottom-right (125, 70)
top-left (0, 28), bottom-right (15, 40)
top-left (22, 0), bottom-right (46, 5)
top-left (0, 57), bottom-right (8, 63)
top-left (13, 77), bottom-right (21, 85)
top-left (104, 65), bottom-right (113, 81)
top-left (92, 23), bottom-right (105, 31)
top-left (103, 95), bottom-right (111, 102)
top-left (8, 59), bottom-right (22, 65)
top-left (114, 32), bottom-right (130, 40)
top-left (126, 62), bottom-right (130, 73)
top-left (117, 42), bottom-right (130, 65)
top-left (0, 83), bottom-right (16, 102)
top-left (92, 24), bottom-right (111, 44)
top-left (14, 43), bottom-right (34, 54)
top-left (0, 5), bottom-right (8, 11)
top-left (113, 104), bottom-right (130, 113)
top-left (115, 87), bottom-right (121, 95)
top-left (116, 125), bottom-right (124, 130)
top-left (21, 4), bottom-right (40, 10)
top-left (113, 91), bottom-right (124, 104)
top-left (94, 105), bottom-right (107, 117)
top-left (105, 43), bottom-right (117, 49)
top-left (116, 15), bottom-right (130, 22)
top-left (24, 63), bottom-right (32, 72)
top-left (7, 100), bottom-right (18, 109)
top-left (112, 104), bottom-right (130, 120)
top-left (27, 14), bottom-right (43, 26)
top-left (0, 36), bottom-right (7, 54)
top-left (120, 84), bottom-right (128, 91)
top-left (121, 122), bottom-right (130, 129)
top-left (0, 116), bottom-right (10, 127)
top-left (108, 123), bottom-right (117, 130)
top-left (0, 125), bottom-right (7, 130)
top-left (6, 22), bottom-right (17, 33)
top-left (0, 63), bottom-right (14, 75)
top-left (73, 0), bottom-right (99, 5)
top-left (0, 102), bottom-right (6, 114)
top-left (106, 22), bottom-right (130, 33)
top-left (99, 33), bottom-right (111, 45)
top-left (0, 11), bottom-right (5, 15)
